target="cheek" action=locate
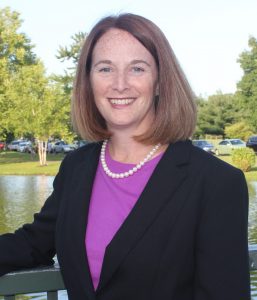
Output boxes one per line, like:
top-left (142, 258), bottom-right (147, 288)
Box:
top-left (137, 81), bottom-right (156, 98)
top-left (91, 77), bottom-right (109, 99)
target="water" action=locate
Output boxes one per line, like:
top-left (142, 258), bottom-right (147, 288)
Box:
top-left (249, 181), bottom-right (257, 299)
top-left (0, 176), bottom-right (68, 300)
top-left (0, 175), bottom-right (257, 299)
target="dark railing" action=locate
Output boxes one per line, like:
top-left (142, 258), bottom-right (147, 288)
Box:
top-left (1, 245), bottom-right (257, 299)
top-left (0, 263), bottom-right (65, 300)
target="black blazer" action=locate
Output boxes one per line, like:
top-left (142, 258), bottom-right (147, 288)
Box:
top-left (0, 140), bottom-right (250, 300)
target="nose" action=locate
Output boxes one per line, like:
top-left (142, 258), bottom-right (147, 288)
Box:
top-left (111, 71), bottom-right (129, 92)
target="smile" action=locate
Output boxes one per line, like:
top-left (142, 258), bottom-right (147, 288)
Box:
top-left (109, 99), bottom-right (135, 105)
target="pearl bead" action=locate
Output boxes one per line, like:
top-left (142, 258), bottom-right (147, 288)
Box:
top-left (101, 140), bottom-right (161, 179)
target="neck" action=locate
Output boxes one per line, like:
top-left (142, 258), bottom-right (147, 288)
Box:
top-left (107, 135), bottom-right (166, 164)
top-left (101, 140), bottom-right (162, 179)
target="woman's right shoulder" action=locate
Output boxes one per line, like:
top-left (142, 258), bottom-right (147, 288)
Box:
top-left (58, 142), bottom-right (102, 173)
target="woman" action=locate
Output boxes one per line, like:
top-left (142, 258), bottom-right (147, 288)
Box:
top-left (0, 14), bottom-right (250, 300)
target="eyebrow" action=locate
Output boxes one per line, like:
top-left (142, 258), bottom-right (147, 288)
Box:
top-left (131, 60), bottom-right (151, 67)
top-left (93, 59), bottom-right (151, 67)
top-left (93, 60), bottom-right (112, 67)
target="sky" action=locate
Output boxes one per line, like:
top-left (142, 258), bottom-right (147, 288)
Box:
top-left (0, 0), bottom-right (256, 97)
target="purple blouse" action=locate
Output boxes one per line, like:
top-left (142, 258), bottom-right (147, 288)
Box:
top-left (85, 146), bottom-right (163, 289)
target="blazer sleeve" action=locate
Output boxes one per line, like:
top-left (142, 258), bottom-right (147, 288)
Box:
top-left (0, 158), bottom-right (67, 277)
top-left (194, 168), bottom-right (250, 299)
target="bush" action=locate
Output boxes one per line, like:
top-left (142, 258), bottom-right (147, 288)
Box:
top-left (225, 121), bottom-right (254, 141)
top-left (232, 148), bottom-right (256, 172)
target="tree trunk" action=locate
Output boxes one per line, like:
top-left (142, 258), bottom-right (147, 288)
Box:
top-left (38, 140), bottom-right (47, 166)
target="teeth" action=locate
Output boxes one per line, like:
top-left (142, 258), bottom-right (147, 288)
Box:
top-left (110, 99), bottom-right (134, 105)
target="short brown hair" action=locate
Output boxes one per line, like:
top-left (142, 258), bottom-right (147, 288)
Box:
top-left (72, 13), bottom-right (197, 144)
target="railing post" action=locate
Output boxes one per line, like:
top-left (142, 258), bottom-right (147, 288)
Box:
top-left (47, 291), bottom-right (58, 300)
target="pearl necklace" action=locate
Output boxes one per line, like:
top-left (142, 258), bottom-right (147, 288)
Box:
top-left (100, 140), bottom-right (161, 179)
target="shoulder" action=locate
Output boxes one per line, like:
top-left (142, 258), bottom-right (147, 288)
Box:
top-left (186, 141), bottom-right (247, 197)
top-left (189, 141), bottom-right (243, 177)
top-left (58, 142), bottom-right (101, 172)
top-left (168, 140), bottom-right (245, 189)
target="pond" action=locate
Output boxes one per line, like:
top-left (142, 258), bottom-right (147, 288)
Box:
top-left (0, 175), bottom-right (257, 299)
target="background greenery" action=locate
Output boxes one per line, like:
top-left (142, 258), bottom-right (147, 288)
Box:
top-left (0, 7), bottom-right (257, 164)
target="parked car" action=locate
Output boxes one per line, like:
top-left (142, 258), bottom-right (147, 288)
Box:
top-left (51, 141), bottom-right (76, 153)
top-left (7, 140), bottom-right (22, 151)
top-left (246, 136), bottom-right (257, 153)
top-left (192, 140), bottom-right (214, 154)
top-left (0, 141), bottom-right (6, 151)
top-left (74, 140), bottom-right (89, 149)
top-left (17, 141), bottom-right (32, 153)
top-left (214, 139), bottom-right (246, 155)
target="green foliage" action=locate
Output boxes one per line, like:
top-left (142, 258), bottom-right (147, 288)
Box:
top-left (0, 7), bottom-right (37, 70)
top-left (231, 147), bottom-right (256, 172)
top-left (56, 31), bottom-right (86, 66)
top-left (0, 7), bottom-right (38, 138)
top-left (195, 93), bottom-right (239, 137)
top-left (224, 121), bottom-right (254, 141)
top-left (55, 32), bottom-right (86, 95)
top-left (237, 36), bottom-right (257, 131)
top-left (0, 7), bottom-right (75, 164)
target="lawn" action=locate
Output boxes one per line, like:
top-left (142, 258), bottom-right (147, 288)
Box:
top-left (0, 150), bottom-right (257, 181)
top-left (0, 151), bottom-right (64, 176)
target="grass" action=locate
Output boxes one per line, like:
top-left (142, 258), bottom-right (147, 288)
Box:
top-left (0, 151), bottom-right (64, 176)
top-left (0, 150), bottom-right (257, 181)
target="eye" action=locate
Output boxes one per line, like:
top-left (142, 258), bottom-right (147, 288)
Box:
top-left (99, 67), bottom-right (111, 73)
top-left (98, 67), bottom-right (112, 73)
top-left (131, 66), bottom-right (144, 73)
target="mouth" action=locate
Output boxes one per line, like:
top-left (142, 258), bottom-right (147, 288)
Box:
top-left (108, 98), bottom-right (135, 106)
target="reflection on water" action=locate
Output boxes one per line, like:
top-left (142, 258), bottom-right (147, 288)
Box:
top-left (0, 176), bottom-right (257, 299)
top-left (249, 181), bottom-right (257, 300)
top-left (249, 181), bottom-right (257, 244)
top-left (0, 176), bottom-right (54, 233)
top-left (0, 175), bottom-right (68, 300)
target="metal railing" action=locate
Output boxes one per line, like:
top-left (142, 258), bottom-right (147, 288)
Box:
top-left (0, 263), bottom-right (65, 300)
top-left (1, 245), bottom-right (257, 299)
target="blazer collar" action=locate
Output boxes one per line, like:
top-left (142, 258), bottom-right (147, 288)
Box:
top-left (66, 143), bottom-right (101, 300)
top-left (96, 140), bottom-right (192, 292)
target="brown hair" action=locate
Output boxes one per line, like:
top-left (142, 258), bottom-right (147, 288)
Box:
top-left (72, 13), bottom-right (197, 144)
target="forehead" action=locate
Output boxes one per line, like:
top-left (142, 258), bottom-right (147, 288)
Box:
top-left (92, 28), bottom-right (154, 61)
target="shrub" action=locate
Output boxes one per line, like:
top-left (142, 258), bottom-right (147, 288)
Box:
top-left (225, 121), bottom-right (254, 141)
top-left (232, 148), bottom-right (256, 172)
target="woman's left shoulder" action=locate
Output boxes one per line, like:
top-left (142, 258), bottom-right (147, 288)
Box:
top-left (188, 140), bottom-right (245, 182)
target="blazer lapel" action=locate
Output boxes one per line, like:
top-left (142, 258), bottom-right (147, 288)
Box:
top-left (66, 143), bottom-right (101, 299)
top-left (96, 140), bottom-right (192, 292)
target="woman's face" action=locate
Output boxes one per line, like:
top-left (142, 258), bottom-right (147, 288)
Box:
top-left (90, 28), bottom-right (158, 135)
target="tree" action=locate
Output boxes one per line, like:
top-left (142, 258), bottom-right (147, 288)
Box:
top-left (4, 63), bottom-right (71, 165)
top-left (55, 32), bottom-right (86, 94)
top-left (0, 7), bottom-right (37, 140)
top-left (195, 93), bottom-right (238, 137)
top-left (237, 36), bottom-right (257, 131)
top-left (53, 31), bottom-right (87, 142)
top-left (0, 7), bottom-right (73, 165)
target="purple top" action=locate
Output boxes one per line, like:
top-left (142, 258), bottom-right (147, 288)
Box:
top-left (85, 146), bottom-right (164, 290)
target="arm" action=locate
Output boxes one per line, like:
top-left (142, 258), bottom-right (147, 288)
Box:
top-left (0, 160), bottom-right (66, 277)
top-left (194, 168), bottom-right (250, 299)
